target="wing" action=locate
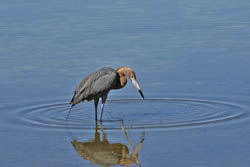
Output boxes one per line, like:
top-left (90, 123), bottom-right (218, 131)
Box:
top-left (70, 68), bottom-right (117, 105)
top-left (87, 71), bottom-right (118, 99)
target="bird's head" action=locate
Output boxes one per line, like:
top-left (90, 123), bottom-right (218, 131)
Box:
top-left (116, 66), bottom-right (144, 99)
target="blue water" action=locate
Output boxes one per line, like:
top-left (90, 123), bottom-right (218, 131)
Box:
top-left (1, 0), bottom-right (250, 166)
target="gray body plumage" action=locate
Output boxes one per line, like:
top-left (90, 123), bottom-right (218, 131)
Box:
top-left (70, 67), bottom-right (118, 105)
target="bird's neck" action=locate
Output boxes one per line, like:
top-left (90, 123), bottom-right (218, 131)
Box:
top-left (112, 73), bottom-right (127, 89)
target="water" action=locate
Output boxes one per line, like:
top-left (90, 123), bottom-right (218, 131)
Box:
top-left (1, 0), bottom-right (250, 166)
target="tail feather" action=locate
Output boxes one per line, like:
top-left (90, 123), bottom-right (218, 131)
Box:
top-left (70, 97), bottom-right (74, 104)
top-left (69, 97), bottom-right (83, 107)
top-left (70, 90), bottom-right (77, 105)
top-left (70, 90), bottom-right (85, 106)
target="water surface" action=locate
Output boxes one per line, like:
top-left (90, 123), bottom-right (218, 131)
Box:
top-left (1, 0), bottom-right (250, 166)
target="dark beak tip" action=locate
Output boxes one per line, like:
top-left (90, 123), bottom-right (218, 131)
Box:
top-left (138, 89), bottom-right (144, 99)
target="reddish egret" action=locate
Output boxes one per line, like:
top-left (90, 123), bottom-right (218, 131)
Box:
top-left (70, 66), bottom-right (144, 121)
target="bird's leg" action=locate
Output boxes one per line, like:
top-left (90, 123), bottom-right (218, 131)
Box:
top-left (94, 98), bottom-right (99, 121)
top-left (100, 94), bottom-right (108, 121)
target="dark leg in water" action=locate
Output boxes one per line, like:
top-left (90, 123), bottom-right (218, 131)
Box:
top-left (94, 98), bottom-right (99, 121)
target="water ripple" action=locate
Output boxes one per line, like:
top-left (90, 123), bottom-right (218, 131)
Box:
top-left (9, 98), bottom-right (248, 131)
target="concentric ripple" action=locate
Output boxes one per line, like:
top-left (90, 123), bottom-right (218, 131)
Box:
top-left (12, 98), bottom-right (247, 130)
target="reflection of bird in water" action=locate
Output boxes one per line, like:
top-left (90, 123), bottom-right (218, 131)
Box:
top-left (71, 122), bottom-right (145, 167)
top-left (70, 67), bottom-right (144, 121)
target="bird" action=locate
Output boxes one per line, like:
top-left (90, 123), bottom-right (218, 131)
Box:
top-left (70, 66), bottom-right (144, 121)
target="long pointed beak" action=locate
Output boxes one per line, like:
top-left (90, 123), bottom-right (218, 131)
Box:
top-left (131, 78), bottom-right (144, 99)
